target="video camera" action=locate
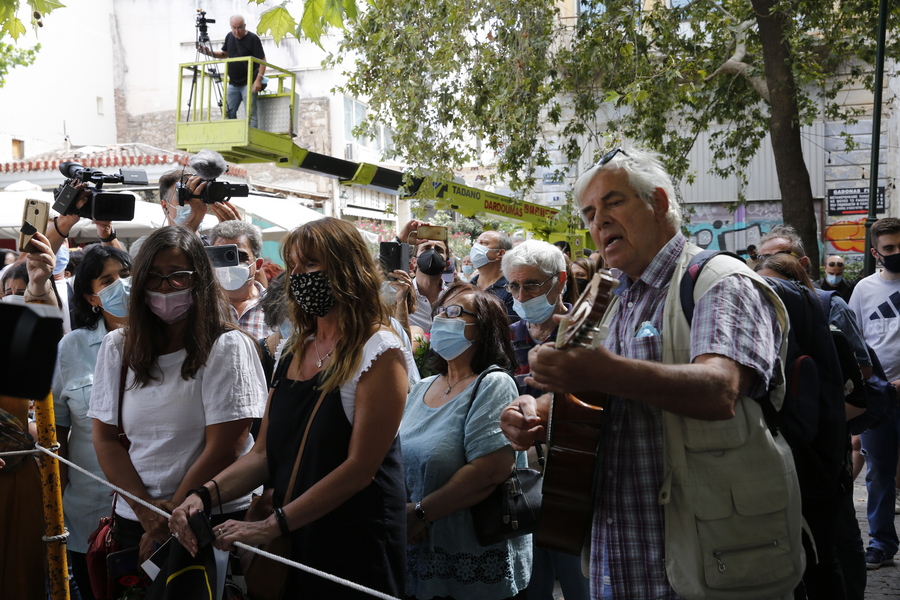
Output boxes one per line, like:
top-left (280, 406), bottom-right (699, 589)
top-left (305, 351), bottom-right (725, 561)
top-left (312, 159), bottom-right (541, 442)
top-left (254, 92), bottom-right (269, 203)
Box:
top-left (53, 162), bottom-right (146, 222)
top-left (196, 10), bottom-right (215, 37)
top-left (176, 149), bottom-right (249, 205)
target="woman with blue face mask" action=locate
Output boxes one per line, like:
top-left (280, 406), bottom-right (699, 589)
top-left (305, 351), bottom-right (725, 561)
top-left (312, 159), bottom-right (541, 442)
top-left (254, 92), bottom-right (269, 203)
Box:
top-left (51, 244), bottom-right (132, 599)
top-left (401, 282), bottom-right (532, 600)
top-left (89, 226), bottom-right (267, 575)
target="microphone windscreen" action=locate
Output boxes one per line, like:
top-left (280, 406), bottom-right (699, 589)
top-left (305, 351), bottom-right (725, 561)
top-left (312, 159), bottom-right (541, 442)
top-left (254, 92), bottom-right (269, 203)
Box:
top-left (189, 149), bottom-right (228, 181)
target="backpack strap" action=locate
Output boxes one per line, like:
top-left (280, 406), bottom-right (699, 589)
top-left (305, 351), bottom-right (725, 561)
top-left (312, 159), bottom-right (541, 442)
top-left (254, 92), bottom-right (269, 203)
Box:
top-left (816, 289), bottom-right (836, 322)
top-left (679, 250), bottom-right (746, 327)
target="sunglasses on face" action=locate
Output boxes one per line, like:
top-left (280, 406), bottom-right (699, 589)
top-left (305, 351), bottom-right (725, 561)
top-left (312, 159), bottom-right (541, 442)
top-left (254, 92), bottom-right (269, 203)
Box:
top-left (827, 262), bottom-right (844, 268)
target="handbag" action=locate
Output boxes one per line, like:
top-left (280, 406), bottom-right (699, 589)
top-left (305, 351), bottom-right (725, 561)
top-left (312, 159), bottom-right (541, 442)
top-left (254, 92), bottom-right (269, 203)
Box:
top-left (86, 362), bottom-right (131, 599)
top-left (86, 495), bottom-right (121, 600)
top-left (240, 388), bottom-right (328, 600)
top-left (465, 367), bottom-right (543, 546)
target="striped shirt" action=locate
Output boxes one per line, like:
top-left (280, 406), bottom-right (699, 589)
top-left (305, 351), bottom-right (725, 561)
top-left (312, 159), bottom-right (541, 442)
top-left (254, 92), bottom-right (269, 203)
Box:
top-left (592, 233), bottom-right (781, 599)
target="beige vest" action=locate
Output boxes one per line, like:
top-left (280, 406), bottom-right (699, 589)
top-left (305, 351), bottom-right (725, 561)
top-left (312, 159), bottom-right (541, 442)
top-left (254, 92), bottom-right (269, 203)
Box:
top-left (598, 243), bottom-right (804, 600)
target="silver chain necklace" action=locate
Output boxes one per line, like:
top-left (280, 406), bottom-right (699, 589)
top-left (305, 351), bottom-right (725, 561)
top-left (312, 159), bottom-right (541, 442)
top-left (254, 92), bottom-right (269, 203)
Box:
top-left (314, 337), bottom-right (334, 368)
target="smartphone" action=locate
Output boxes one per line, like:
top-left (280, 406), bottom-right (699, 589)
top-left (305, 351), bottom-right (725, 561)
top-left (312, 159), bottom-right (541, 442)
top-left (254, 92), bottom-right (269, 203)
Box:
top-left (107, 546), bottom-right (140, 579)
top-left (379, 241), bottom-right (410, 275)
top-left (18, 199), bottom-right (50, 253)
top-left (205, 244), bottom-right (239, 268)
top-left (416, 225), bottom-right (448, 242)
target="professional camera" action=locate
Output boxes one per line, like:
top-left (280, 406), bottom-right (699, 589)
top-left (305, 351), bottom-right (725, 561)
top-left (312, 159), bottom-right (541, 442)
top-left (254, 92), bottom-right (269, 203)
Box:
top-left (196, 10), bottom-right (215, 37)
top-left (52, 162), bottom-right (146, 222)
top-left (176, 149), bottom-right (250, 205)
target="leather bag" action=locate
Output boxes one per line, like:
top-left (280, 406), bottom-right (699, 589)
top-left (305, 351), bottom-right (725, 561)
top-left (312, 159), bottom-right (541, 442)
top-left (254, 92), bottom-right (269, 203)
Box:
top-left (465, 367), bottom-right (543, 546)
top-left (470, 466), bottom-right (542, 546)
top-left (240, 389), bottom-right (327, 600)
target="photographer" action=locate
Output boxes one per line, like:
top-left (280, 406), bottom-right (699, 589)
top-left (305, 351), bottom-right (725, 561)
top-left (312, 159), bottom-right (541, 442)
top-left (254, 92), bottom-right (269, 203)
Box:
top-left (198, 15), bottom-right (266, 129)
top-left (210, 220), bottom-right (270, 339)
top-left (154, 167), bottom-right (241, 245)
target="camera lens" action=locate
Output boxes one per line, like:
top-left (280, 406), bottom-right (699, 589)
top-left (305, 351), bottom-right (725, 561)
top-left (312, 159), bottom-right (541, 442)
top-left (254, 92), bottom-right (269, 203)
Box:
top-left (226, 250), bottom-right (236, 262)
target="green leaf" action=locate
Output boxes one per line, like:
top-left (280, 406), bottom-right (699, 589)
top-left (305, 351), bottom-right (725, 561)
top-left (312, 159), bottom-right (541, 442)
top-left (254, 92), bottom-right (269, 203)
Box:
top-left (257, 5), bottom-right (297, 45)
top-left (2, 17), bottom-right (26, 40)
top-left (27, 0), bottom-right (65, 15)
top-left (300, 0), bottom-right (326, 47)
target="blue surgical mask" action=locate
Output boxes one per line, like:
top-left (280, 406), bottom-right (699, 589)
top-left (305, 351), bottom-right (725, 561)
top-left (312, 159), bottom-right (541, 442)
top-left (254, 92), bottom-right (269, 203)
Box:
top-left (513, 283), bottom-right (557, 324)
top-left (430, 316), bottom-right (474, 360)
top-left (53, 245), bottom-right (70, 277)
top-left (279, 319), bottom-right (293, 340)
top-left (462, 265), bottom-right (474, 275)
top-left (95, 276), bottom-right (132, 318)
top-left (469, 243), bottom-right (493, 269)
top-left (825, 274), bottom-right (842, 286)
top-left (173, 204), bottom-right (192, 226)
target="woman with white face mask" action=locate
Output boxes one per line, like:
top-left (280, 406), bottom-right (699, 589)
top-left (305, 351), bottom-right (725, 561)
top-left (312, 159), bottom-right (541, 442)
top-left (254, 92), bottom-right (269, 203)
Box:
top-left (52, 244), bottom-right (132, 599)
top-left (89, 226), bottom-right (267, 571)
top-left (400, 282), bottom-right (532, 600)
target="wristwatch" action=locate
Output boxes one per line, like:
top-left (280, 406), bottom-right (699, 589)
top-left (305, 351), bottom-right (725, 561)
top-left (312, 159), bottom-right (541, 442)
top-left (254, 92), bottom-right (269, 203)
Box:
top-left (414, 501), bottom-right (432, 526)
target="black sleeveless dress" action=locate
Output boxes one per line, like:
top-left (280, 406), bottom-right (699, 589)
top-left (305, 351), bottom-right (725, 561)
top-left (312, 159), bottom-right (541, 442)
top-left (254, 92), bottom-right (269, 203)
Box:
top-left (266, 354), bottom-right (406, 599)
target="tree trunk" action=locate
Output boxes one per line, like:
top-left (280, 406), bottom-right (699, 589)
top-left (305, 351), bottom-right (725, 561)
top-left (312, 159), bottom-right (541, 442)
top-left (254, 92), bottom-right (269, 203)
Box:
top-left (752, 0), bottom-right (821, 279)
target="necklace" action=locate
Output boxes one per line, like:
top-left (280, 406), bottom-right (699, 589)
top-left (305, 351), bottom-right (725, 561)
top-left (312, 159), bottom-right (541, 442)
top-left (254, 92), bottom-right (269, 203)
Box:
top-left (444, 372), bottom-right (475, 395)
top-left (314, 337), bottom-right (335, 368)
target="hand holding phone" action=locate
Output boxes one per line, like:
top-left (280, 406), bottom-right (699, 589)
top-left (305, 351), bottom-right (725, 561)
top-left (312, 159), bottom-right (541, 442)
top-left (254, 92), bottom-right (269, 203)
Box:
top-left (18, 199), bottom-right (50, 253)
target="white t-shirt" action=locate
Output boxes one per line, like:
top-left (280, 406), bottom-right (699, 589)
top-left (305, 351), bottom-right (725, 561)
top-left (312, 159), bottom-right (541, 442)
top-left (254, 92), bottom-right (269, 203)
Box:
top-left (849, 272), bottom-right (900, 381)
top-left (88, 329), bottom-right (267, 520)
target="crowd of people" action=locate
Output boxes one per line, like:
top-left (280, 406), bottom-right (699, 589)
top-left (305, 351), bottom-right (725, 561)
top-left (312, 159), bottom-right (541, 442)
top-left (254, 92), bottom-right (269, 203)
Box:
top-left (2, 145), bottom-right (900, 600)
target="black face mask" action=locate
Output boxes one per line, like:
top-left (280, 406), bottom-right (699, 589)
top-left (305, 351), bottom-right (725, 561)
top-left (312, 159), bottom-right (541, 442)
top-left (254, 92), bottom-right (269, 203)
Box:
top-left (575, 277), bottom-right (589, 295)
top-left (877, 250), bottom-right (900, 274)
top-left (417, 249), bottom-right (446, 276)
top-left (289, 271), bottom-right (335, 318)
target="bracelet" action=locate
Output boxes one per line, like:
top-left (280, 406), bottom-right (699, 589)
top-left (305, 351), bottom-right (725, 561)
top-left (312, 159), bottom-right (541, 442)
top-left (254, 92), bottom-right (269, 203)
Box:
top-left (187, 486), bottom-right (212, 515)
top-left (210, 479), bottom-right (222, 515)
top-left (414, 500), bottom-right (432, 526)
top-left (53, 217), bottom-right (69, 239)
top-left (25, 286), bottom-right (51, 298)
top-left (99, 229), bottom-right (117, 242)
top-left (273, 507), bottom-right (290, 536)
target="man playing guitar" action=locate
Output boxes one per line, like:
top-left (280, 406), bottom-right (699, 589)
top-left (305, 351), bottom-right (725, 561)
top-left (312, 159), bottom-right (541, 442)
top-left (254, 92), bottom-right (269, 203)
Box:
top-left (500, 147), bottom-right (804, 600)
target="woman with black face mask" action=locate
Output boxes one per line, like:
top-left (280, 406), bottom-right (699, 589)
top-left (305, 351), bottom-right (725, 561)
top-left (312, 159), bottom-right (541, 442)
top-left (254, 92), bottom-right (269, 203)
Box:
top-left (169, 217), bottom-right (417, 600)
top-left (571, 256), bottom-right (598, 297)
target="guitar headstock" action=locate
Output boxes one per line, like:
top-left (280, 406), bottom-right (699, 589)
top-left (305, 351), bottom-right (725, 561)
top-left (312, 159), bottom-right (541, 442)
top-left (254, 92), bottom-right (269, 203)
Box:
top-left (555, 270), bottom-right (617, 350)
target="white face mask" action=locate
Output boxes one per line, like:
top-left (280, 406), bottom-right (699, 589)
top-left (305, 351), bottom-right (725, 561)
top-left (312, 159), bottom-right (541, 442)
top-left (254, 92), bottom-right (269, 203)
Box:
top-left (172, 204), bottom-right (192, 226)
top-left (470, 243), bottom-right (494, 269)
top-left (215, 265), bottom-right (251, 291)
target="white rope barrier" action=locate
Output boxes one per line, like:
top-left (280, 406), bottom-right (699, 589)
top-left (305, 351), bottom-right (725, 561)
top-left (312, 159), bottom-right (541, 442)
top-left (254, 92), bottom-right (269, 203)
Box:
top-left (14, 443), bottom-right (401, 600)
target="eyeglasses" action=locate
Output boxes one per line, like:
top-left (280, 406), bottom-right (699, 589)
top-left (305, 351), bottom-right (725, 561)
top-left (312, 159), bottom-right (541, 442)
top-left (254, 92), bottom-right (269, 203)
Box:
top-left (594, 147), bottom-right (628, 169)
top-left (145, 271), bottom-right (195, 290)
top-left (436, 304), bottom-right (477, 319)
top-left (505, 274), bottom-right (556, 296)
top-left (757, 250), bottom-right (801, 260)
top-left (827, 262), bottom-right (844, 268)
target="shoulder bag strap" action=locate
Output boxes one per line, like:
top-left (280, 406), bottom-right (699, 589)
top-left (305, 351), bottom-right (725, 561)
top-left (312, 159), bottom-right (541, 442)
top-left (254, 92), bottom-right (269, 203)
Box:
top-left (117, 361), bottom-right (131, 451)
top-left (283, 387), bottom-right (328, 505)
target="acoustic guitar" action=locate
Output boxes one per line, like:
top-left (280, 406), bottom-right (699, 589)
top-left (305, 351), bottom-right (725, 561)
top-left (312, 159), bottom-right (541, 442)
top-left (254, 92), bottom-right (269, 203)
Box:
top-left (535, 270), bottom-right (617, 555)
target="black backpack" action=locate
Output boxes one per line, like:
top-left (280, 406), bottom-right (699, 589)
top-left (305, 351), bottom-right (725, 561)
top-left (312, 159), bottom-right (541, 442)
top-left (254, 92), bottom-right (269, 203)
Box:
top-left (680, 251), bottom-right (848, 499)
top-left (815, 292), bottom-right (898, 435)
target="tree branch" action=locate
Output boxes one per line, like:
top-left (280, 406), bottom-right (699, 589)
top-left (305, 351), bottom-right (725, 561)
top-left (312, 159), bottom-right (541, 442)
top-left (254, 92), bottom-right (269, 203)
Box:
top-left (706, 18), bottom-right (769, 103)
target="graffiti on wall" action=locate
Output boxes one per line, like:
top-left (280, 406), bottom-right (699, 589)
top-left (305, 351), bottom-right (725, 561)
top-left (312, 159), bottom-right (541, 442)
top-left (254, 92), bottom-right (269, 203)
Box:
top-left (824, 217), bottom-right (866, 254)
top-left (685, 202), bottom-right (784, 253)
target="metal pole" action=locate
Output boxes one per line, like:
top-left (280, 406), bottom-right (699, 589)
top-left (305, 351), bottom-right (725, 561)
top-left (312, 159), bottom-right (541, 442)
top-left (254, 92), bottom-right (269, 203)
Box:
top-left (864, 0), bottom-right (889, 277)
top-left (35, 392), bottom-right (70, 600)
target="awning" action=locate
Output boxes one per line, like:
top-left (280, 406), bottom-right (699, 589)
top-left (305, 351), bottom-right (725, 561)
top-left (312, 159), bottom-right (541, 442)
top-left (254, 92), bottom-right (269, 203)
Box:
top-left (341, 205), bottom-right (391, 220)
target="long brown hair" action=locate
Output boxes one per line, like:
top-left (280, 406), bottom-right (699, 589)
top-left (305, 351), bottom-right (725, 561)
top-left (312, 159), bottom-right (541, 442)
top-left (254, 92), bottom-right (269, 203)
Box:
top-left (124, 226), bottom-right (236, 387)
top-left (754, 253), bottom-right (814, 291)
top-left (281, 217), bottom-right (393, 393)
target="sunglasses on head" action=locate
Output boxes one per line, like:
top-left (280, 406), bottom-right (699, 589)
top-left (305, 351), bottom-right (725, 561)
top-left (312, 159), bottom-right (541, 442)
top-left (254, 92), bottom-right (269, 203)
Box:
top-left (594, 147), bottom-right (629, 169)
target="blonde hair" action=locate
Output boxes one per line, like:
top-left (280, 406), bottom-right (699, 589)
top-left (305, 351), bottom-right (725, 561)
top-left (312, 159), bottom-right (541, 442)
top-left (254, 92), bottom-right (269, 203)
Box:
top-left (281, 218), bottom-right (393, 393)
